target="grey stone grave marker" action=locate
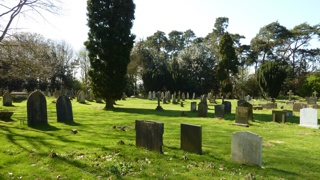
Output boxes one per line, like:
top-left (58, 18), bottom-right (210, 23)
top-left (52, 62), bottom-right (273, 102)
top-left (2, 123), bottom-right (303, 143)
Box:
top-left (235, 107), bottom-right (249, 126)
top-left (231, 131), bottom-right (262, 167)
top-left (78, 91), bottom-right (86, 104)
top-left (148, 91), bottom-right (152, 100)
top-left (181, 123), bottom-right (202, 154)
top-left (3, 91), bottom-right (12, 106)
top-left (299, 108), bottom-right (319, 129)
top-left (239, 102), bottom-right (253, 121)
top-left (191, 102), bottom-right (197, 112)
top-left (272, 110), bottom-right (286, 123)
top-left (223, 101), bottom-right (231, 114)
top-left (293, 103), bottom-right (307, 112)
top-left (215, 104), bottom-right (225, 119)
top-left (27, 90), bottom-right (48, 127)
top-left (135, 120), bottom-right (164, 153)
top-left (56, 95), bottom-right (73, 123)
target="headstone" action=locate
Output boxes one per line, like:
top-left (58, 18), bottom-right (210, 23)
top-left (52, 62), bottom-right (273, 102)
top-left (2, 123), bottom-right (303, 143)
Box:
top-left (272, 110), bottom-right (286, 123)
top-left (3, 91), bottom-right (12, 106)
top-left (239, 102), bottom-right (253, 121)
top-left (215, 104), bottom-right (225, 119)
top-left (27, 90), bottom-right (48, 127)
top-left (78, 91), bottom-right (86, 103)
top-left (197, 102), bottom-right (207, 117)
top-left (161, 92), bottom-right (164, 99)
top-left (246, 95), bottom-right (251, 101)
top-left (0, 111), bottom-right (14, 120)
top-left (293, 103), bottom-right (307, 112)
top-left (181, 92), bottom-right (185, 101)
top-left (155, 92), bottom-right (163, 110)
top-left (186, 92), bottom-right (189, 99)
top-left (192, 92), bottom-right (195, 100)
top-left (56, 95), bottom-right (73, 123)
top-left (177, 91), bottom-right (181, 102)
top-left (148, 91), bottom-right (152, 100)
top-left (152, 91), bottom-right (156, 100)
top-left (287, 90), bottom-right (293, 101)
top-left (283, 110), bottom-right (293, 117)
top-left (299, 108), bottom-right (319, 129)
top-left (10, 92), bottom-right (28, 102)
top-left (307, 97), bottom-right (317, 105)
top-left (223, 101), bottom-right (231, 114)
top-left (87, 89), bottom-right (94, 101)
top-left (135, 120), bottom-right (164, 153)
top-left (190, 102), bottom-right (197, 112)
top-left (181, 123), bottom-right (202, 154)
top-left (235, 107), bottom-right (249, 126)
top-left (121, 92), bottom-right (127, 100)
top-left (231, 131), bottom-right (262, 167)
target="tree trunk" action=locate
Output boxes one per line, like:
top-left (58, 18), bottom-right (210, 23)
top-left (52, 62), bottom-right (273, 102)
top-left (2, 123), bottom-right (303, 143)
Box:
top-left (105, 98), bottom-right (114, 109)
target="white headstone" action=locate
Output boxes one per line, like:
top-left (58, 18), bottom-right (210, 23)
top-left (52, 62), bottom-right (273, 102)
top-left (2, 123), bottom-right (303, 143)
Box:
top-left (148, 91), bottom-right (152, 100)
top-left (300, 108), bottom-right (319, 129)
top-left (231, 131), bottom-right (262, 167)
top-left (152, 91), bottom-right (156, 100)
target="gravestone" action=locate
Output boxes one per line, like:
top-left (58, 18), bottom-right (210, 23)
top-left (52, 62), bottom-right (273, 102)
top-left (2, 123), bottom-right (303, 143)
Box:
top-left (10, 92), bottom-right (28, 102)
top-left (192, 92), bottom-right (195, 100)
top-left (0, 111), bottom-right (14, 120)
top-left (27, 90), bottom-right (48, 127)
top-left (307, 97), bottom-right (317, 105)
top-left (223, 101), bottom-right (232, 114)
top-left (135, 120), bottom-right (164, 153)
top-left (231, 131), bottom-right (262, 167)
top-left (155, 92), bottom-right (163, 110)
top-left (3, 91), bottom-right (12, 106)
top-left (148, 91), bottom-right (152, 100)
top-left (299, 108), bottom-right (319, 129)
top-left (181, 92), bottom-right (185, 101)
top-left (272, 110), bottom-right (286, 123)
top-left (56, 95), bottom-right (73, 123)
top-left (293, 103), bottom-right (307, 112)
top-left (197, 102), bottom-right (207, 117)
top-left (87, 89), bottom-right (94, 101)
top-left (215, 104), bottom-right (225, 119)
top-left (152, 91), bottom-right (156, 100)
top-left (239, 102), bottom-right (253, 121)
top-left (283, 110), bottom-right (293, 117)
top-left (235, 107), bottom-right (249, 126)
top-left (190, 102), bottom-right (197, 112)
top-left (78, 91), bottom-right (86, 104)
top-left (287, 90), bottom-right (293, 101)
top-left (186, 92), bottom-right (189, 99)
top-left (181, 123), bottom-right (202, 154)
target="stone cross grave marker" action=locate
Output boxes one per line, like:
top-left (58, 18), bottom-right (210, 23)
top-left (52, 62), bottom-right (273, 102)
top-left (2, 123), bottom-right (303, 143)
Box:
top-left (313, 91), bottom-right (318, 98)
top-left (287, 90), bottom-right (293, 101)
top-left (27, 90), bottom-right (48, 127)
top-left (231, 131), bottom-right (262, 167)
top-left (272, 110), bottom-right (286, 123)
top-left (155, 92), bottom-right (164, 110)
top-left (56, 95), bottom-right (73, 123)
top-left (235, 107), bottom-right (249, 126)
top-left (215, 104), bottom-right (225, 119)
top-left (181, 123), bottom-right (202, 154)
top-left (300, 108), bottom-right (319, 129)
top-left (135, 120), bottom-right (164, 153)
top-left (3, 91), bottom-right (12, 106)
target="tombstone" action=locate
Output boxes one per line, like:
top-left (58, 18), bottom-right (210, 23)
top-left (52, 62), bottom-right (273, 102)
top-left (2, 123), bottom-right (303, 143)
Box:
top-left (148, 91), bottom-right (152, 100)
top-left (177, 91), bottom-right (181, 102)
top-left (231, 131), bottom-right (262, 167)
top-left (181, 123), bottom-right (202, 154)
top-left (0, 111), bottom-right (14, 120)
top-left (121, 92), bottom-right (127, 100)
top-left (239, 102), bottom-right (253, 121)
top-left (313, 91), bottom-right (318, 99)
top-left (87, 89), bottom-right (94, 101)
top-left (78, 91), bottom-right (86, 104)
top-left (223, 101), bottom-right (231, 114)
top-left (235, 107), bottom-right (249, 126)
top-left (152, 91), bottom-right (156, 100)
top-left (307, 97), bottom-right (317, 105)
top-left (197, 102), bottom-right (207, 117)
top-left (215, 104), bottom-right (225, 119)
top-left (192, 92), bottom-right (195, 100)
top-left (10, 92), bottom-right (28, 102)
top-left (160, 92), bottom-right (164, 99)
top-left (293, 103), bottom-right (307, 112)
top-left (2, 91), bottom-right (12, 106)
top-left (283, 110), bottom-right (293, 117)
top-left (287, 90), bottom-right (293, 101)
top-left (135, 120), bottom-right (164, 153)
top-left (181, 92), bottom-right (185, 101)
top-left (186, 92), bottom-right (189, 100)
top-left (27, 90), bottom-right (48, 127)
top-left (246, 95), bottom-right (251, 101)
top-left (155, 92), bottom-right (163, 110)
top-left (56, 95), bottom-right (73, 123)
top-left (190, 102), bottom-right (197, 112)
top-left (272, 110), bottom-right (286, 123)
top-left (261, 103), bottom-right (277, 109)
top-left (299, 108), bottom-right (319, 129)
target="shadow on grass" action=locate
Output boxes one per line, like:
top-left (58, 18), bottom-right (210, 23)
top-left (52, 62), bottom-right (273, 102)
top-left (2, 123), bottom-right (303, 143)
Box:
top-left (30, 124), bottom-right (60, 131)
top-left (106, 107), bottom-right (196, 117)
top-left (60, 121), bottom-right (82, 126)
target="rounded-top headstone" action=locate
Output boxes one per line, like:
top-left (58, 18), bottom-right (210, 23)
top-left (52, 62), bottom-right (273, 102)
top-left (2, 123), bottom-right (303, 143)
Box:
top-left (27, 90), bottom-right (48, 127)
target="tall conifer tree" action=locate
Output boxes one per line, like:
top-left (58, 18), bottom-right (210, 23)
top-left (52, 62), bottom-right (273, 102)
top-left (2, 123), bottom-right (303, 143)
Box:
top-left (85, 0), bottom-right (135, 109)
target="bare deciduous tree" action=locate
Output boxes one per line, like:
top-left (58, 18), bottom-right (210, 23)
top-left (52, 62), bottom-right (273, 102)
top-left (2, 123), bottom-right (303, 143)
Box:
top-left (0, 0), bottom-right (62, 43)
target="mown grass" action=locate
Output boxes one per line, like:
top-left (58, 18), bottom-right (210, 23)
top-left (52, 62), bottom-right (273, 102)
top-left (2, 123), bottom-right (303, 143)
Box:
top-left (0, 97), bottom-right (320, 179)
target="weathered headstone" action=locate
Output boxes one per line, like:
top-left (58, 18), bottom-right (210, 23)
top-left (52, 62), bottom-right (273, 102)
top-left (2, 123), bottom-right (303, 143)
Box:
top-left (272, 110), bottom-right (286, 123)
top-left (215, 104), bottom-right (225, 119)
top-left (78, 91), bottom-right (86, 104)
top-left (191, 102), bottom-right (197, 112)
top-left (155, 92), bottom-right (163, 110)
top-left (181, 123), bottom-right (202, 154)
top-left (231, 131), bottom-right (262, 167)
top-left (148, 91), bottom-right (152, 100)
top-left (192, 92), bottom-right (195, 100)
top-left (27, 90), bottom-right (48, 127)
top-left (56, 95), bottom-right (73, 123)
top-left (87, 89), bottom-right (94, 101)
top-left (239, 102), bottom-right (253, 121)
top-left (223, 101), bottom-right (231, 114)
top-left (3, 91), bottom-right (12, 106)
top-left (152, 91), bottom-right (156, 100)
top-left (293, 103), bottom-right (307, 112)
top-left (235, 107), bottom-right (249, 126)
top-left (287, 90), bottom-right (293, 101)
top-left (10, 92), bottom-right (28, 102)
top-left (181, 92), bottom-right (185, 101)
top-left (299, 108), bottom-right (319, 129)
top-left (307, 97), bottom-right (317, 105)
top-left (197, 102), bottom-right (207, 117)
top-left (135, 120), bottom-right (164, 153)
top-left (186, 92), bottom-right (189, 99)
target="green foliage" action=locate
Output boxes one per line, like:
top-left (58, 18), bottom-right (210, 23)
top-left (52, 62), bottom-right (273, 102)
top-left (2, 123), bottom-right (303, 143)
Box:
top-left (300, 72), bottom-right (320, 97)
top-left (257, 61), bottom-right (288, 98)
top-left (85, 0), bottom-right (135, 108)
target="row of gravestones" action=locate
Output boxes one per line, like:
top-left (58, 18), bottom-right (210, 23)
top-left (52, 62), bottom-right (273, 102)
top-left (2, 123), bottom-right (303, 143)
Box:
top-left (148, 91), bottom-right (196, 101)
top-left (272, 108), bottom-right (319, 128)
top-left (135, 120), bottom-right (262, 167)
top-left (26, 90), bottom-right (73, 126)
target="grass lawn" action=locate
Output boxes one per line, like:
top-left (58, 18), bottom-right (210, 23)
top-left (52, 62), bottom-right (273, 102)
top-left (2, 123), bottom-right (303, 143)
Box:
top-left (0, 97), bottom-right (320, 179)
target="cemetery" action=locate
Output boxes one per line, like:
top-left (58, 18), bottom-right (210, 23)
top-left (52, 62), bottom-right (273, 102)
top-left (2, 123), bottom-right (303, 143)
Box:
top-left (0, 94), bottom-right (320, 179)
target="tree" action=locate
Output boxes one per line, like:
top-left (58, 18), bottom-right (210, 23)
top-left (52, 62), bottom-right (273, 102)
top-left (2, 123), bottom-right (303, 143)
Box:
top-left (0, 0), bottom-right (62, 43)
top-left (85, 0), bottom-right (135, 109)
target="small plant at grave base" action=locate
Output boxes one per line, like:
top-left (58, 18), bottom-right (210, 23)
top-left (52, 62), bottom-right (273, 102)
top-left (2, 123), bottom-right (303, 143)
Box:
top-left (0, 97), bottom-right (319, 179)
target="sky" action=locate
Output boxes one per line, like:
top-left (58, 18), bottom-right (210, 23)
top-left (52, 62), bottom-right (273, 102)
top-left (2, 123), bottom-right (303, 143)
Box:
top-left (11, 0), bottom-right (320, 51)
